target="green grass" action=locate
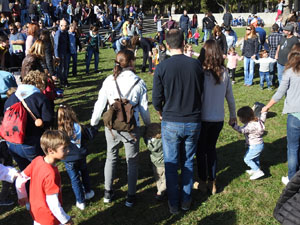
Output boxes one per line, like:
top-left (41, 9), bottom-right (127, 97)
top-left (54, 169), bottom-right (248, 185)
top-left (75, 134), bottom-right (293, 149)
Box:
top-left (0, 27), bottom-right (285, 225)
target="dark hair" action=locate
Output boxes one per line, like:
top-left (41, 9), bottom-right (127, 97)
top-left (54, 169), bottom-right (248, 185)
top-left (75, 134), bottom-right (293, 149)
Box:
top-left (259, 50), bottom-right (268, 58)
top-left (271, 23), bottom-right (279, 32)
top-left (113, 49), bottom-right (135, 79)
top-left (198, 40), bottom-right (224, 84)
top-left (166, 29), bottom-right (184, 49)
top-left (91, 26), bottom-right (99, 32)
top-left (0, 35), bottom-right (8, 42)
top-left (237, 106), bottom-right (257, 123)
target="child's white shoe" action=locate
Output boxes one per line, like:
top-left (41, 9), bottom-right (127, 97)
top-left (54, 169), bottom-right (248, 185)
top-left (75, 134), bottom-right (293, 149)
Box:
top-left (250, 170), bottom-right (264, 180)
top-left (76, 201), bottom-right (86, 210)
top-left (246, 170), bottom-right (255, 175)
top-left (85, 190), bottom-right (95, 200)
top-left (282, 176), bottom-right (289, 185)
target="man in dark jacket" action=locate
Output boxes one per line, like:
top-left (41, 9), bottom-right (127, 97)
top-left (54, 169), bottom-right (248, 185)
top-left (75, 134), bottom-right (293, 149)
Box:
top-left (41, 0), bottom-right (51, 27)
top-left (179, 10), bottom-right (190, 43)
top-left (223, 10), bottom-right (233, 27)
top-left (54, 19), bottom-right (70, 87)
top-left (152, 29), bottom-right (203, 214)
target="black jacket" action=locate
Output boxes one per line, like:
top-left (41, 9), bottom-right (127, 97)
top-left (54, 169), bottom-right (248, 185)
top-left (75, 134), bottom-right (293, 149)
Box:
top-left (242, 37), bottom-right (259, 58)
top-left (211, 33), bottom-right (228, 55)
top-left (274, 171), bottom-right (300, 225)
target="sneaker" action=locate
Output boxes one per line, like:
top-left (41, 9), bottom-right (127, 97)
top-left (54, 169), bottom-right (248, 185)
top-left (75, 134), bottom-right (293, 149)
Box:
top-left (246, 170), bottom-right (255, 175)
top-left (168, 202), bottom-right (179, 215)
top-left (250, 170), bottom-right (264, 180)
top-left (125, 195), bottom-right (136, 207)
top-left (260, 86), bottom-right (263, 90)
top-left (76, 201), bottom-right (86, 210)
top-left (0, 199), bottom-right (14, 206)
top-left (103, 190), bottom-right (114, 203)
top-left (181, 199), bottom-right (192, 211)
top-left (268, 87), bottom-right (273, 91)
top-left (232, 80), bottom-right (235, 85)
top-left (85, 190), bottom-right (95, 200)
top-left (282, 176), bottom-right (289, 185)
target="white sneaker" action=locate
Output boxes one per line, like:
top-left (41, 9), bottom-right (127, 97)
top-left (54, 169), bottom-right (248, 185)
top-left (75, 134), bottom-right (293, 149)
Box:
top-left (76, 201), bottom-right (86, 210)
top-left (85, 190), bottom-right (95, 200)
top-left (246, 170), bottom-right (255, 175)
top-left (250, 170), bottom-right (264, 180)
top-left (282, 176), bottom-right (289, 185)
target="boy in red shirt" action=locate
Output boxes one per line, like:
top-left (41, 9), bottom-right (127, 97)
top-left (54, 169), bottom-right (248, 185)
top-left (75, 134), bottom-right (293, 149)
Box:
top-left (16, 130), bottom-right (73, 225)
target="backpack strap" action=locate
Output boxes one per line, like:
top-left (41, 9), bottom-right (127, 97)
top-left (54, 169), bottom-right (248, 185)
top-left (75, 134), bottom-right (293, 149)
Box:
top-left (114, 77), bottom-right (141, 100)
top-left (15, 95), bottom-right (37, 121)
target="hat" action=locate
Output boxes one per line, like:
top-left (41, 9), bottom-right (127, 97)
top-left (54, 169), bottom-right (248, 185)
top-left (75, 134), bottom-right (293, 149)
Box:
top-left (283, 23), bottom-right (294, 32)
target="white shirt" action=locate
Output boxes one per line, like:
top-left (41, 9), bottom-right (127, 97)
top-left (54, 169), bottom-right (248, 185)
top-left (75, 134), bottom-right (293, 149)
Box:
top-left (253, 57), bottom-right (277, 72)
top-left (91, 70), bottom-right (151, 127)
top-left (0, 163), bottom-right (18, 183)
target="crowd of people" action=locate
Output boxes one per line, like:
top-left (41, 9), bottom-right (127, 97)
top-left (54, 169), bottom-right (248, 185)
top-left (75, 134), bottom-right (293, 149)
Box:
top-left (0, 2), bottom-right (300, 224)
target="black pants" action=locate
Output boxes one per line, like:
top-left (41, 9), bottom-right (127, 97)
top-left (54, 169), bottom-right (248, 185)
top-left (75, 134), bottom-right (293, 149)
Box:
top-left (142, 48), bottom-right (152, 72)
top-left (228, 68), bottom-right (236, 81)
top-left (196, 121), bottom-right (224, 181)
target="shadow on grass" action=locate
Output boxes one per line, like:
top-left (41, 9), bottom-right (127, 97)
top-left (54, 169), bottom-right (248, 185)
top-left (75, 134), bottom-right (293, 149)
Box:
top-left (217, 137), bottom-right (287, 192)
top-left (0, 207), bottom-right (32, 225)
top-left (197, 210), bottom-right (236, 225)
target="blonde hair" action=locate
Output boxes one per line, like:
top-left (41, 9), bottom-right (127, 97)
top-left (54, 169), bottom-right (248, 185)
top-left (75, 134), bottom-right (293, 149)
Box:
top-left (57, 104), bottom-right (80, 139)
top-left (22, 70), bottom-right (48, 91)
top-left (6, 87), bottom-right (17, 98)
top-left (29, 39), bottom-right (45, 57)
top-left (40, 130), bottom-right (70, 154)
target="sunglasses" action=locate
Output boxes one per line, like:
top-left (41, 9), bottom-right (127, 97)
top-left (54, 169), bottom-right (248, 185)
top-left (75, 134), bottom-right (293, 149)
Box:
top-left (246, 28), bottom-right (251, 31)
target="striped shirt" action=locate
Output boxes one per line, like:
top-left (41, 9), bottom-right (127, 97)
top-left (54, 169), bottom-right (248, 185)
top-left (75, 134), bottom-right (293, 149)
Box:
top-left (267, 32), bottom-right (282, 59)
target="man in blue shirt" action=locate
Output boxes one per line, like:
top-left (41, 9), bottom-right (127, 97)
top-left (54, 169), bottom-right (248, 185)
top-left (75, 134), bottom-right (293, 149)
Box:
top-left (255, 21), bottom-right (266, 51)
top-left (179, 10), bottom-right (190, 43)
top-left (8, 24), bottom-right (25, 67)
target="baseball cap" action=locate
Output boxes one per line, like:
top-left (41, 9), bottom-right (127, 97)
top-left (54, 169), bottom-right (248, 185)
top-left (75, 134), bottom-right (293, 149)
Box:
top-left (283, 23), bottom-right (294, 32)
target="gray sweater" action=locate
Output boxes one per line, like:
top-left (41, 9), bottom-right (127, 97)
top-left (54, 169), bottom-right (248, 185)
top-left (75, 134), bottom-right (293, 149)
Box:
top-left (201, 69), bottom-right (236, 122)
top-left (272, 68), bottom-right (300, 114)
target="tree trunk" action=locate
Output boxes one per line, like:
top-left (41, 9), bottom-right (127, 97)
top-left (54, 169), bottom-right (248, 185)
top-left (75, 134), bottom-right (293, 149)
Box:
top-left (282, 0), bottom-right (290, 24)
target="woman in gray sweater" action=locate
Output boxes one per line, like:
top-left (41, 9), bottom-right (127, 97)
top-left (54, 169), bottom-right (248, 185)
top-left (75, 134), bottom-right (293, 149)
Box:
top-left (196, 40), bottom-right (236, 194)
top-left (262, 43), bottom-right (300, 186)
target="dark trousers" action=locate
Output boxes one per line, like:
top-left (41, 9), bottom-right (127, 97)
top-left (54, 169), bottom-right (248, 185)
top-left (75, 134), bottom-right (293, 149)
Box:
top-left (142, 49), bottom-right (152, 72)
top-left (196, 121), bottom-right (224, 181)
top-left (228, 68), bottom-right (236, 81)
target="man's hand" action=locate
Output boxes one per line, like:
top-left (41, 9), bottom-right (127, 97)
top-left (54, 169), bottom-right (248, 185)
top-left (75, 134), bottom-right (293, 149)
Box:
top-left (18, 197), bottom-right (29, 206)
top-left (228, 117), bottom-right (237, 126)
top-left (64, 218), bottom-right (74, 225)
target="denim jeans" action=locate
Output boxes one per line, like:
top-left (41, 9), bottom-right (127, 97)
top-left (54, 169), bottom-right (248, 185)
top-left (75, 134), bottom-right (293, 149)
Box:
top-left (86, 47), bottom-right (99, 73)
top-left (67, 53), bottom-right (77, 76)
top-left (244, 143), bottom-right (264, 171)
top-left (277, 63), bottom-right (285, 85)
top-left (244, 57), bottom-right (255, 85)
top-left (6, 142), bottom-right (42, 170)
top-left (269, 61), bottom-right (277, 85)
top-left (21, 9), bottom-right (28, 26)
top-left (259, 71), bottom-right (271, 88)
top-left (196, 121), bottom-right (223, 182)
top-left (287, 114), bottom-right (300, 180)
top-left (44, 13), bottom-right (51, 27)
top-left (58, 53), bottom-right (70, 84)
top-left (64, 158), bottom-right (91, 203)
top-left (161, 121), bottom-right (201, 207)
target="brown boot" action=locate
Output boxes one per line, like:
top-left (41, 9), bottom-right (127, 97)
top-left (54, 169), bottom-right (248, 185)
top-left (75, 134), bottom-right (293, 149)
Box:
top-left (208, 180), bottom-right (217, 195)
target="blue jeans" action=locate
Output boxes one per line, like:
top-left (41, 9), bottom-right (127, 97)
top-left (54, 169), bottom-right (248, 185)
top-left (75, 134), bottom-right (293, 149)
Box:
top-left (86, 47), bottom-right (99, 73)
top-left (67, 53), bottom-right (77, 76)
top-left (58, 53), bottom-right (70, 84)
top-left (269, 61), bottom-right (277, 85)
top-left (277, 63), bottom-right (285, 85)
top-left (161, 121), bottom-right (201, 207)
top-left (244, 57), bottom-right (255, 85)
top-left (21, 9), bottom-right (28, 26)
top-left (64, 158), bottom-right (91, 203)
top-left (6, 142), bottom-right (42, 170)
top-left (287, 114), bottom-right (300, 180)
top-left (259, 71), bottom-right (271, 88)
top-left (244, 143), bottom-right (264, 171)
top-left (44, 13), bottom-right (51, 27)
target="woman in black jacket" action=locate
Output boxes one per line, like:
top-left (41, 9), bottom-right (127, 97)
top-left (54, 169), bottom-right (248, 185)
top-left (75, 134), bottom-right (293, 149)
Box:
top-left (274, 170), bottom-right (300, 225)
top-left (242, 25), bottom-right (259, 86)
top-left (210, 25), bottom-right (227, 56)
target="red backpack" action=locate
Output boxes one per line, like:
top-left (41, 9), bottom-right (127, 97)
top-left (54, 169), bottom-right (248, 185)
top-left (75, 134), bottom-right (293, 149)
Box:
top-left (0, 102), bottom-right (28, 144)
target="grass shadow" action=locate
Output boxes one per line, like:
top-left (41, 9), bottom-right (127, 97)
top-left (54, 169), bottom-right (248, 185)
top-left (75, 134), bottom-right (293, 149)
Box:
top-left (197, 210), bottom-right (236, 225)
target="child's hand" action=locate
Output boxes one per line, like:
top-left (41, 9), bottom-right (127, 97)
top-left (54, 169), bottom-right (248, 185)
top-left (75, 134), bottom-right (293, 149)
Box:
top-left (64, 218), bottom-right (74, 225)
top-left (18, 197), bottom-right (28, 206)
top-left (251, 55), bottom-right (256, 60)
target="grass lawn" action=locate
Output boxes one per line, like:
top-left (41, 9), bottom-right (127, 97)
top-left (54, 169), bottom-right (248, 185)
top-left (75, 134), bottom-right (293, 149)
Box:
top-left (0, 27), bottom-right (285, 225)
